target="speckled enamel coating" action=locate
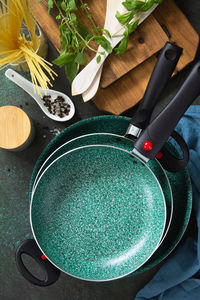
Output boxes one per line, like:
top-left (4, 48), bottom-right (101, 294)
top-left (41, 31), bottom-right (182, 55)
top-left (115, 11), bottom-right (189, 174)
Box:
top-left (32, 134), bottom-right (135, 189)
top-left (30, 116), bottom-right (192, 277)
top-left (32, 133), bottom-right (173, 246)
top-left (32, 145), bottom-right (166, 281)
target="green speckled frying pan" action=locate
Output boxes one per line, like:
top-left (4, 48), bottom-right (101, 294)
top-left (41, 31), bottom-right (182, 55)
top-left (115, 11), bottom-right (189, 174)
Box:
top-left (30, 117), bottom-right (193, 279)
top-left (25, 116), bottom-right (192, 283)
top-left (31, 143), bottom-right (167, 281)
top-left (31, 145), bottom-right (165, 280)
top-left (31, 133), bottom-right (173, 248)
top-left (28, 61), bottom-right (200, 283)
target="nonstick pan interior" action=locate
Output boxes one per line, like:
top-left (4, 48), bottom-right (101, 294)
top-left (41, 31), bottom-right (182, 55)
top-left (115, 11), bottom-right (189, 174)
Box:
top-left (31, 145), bottom-right (167, 281)
top-left (32, 133), bottom-right (173, 246)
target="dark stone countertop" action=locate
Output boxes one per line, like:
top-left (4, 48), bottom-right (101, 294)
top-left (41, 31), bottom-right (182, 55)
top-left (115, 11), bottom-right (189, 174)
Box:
top-left (0, 1), bottom-right (200, 299)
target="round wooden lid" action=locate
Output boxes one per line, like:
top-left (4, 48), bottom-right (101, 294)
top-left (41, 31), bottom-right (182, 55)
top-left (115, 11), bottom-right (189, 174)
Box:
top-left (0, 105), bottom-right (31, 150)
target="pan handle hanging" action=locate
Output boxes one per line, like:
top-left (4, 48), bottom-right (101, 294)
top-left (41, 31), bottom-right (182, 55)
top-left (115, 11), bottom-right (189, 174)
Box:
top-left (126, 42), bottom-right (183, 138)
top-left (156, 130), bottom-right (189, 173)
top-left (133, 61), bottom-right (200, 161)
top-left (16, 239), bottom-right (60, 286)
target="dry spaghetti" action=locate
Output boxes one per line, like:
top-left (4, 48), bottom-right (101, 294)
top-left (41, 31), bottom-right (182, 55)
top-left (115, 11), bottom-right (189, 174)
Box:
top-left (0, 0), bottom-right (57, 95)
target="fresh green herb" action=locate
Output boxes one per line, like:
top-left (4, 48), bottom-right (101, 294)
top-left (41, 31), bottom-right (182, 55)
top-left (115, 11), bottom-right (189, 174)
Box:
top-left (115, 0), bottom-right (163, 55)
top-left (127, 19), bottom-right (140, 34)
top-left (116, 10), bottom-right (135, 24)
top-left (74, 52), bottom-right (87, 65)
top-left (102, 29), bottom-right (111, 39)
top-left (114, 19), bottom-right (139, 55)
top-left (122, 0), bottom-right (145, 11)
top-left (47, 0), bottom-right (54, 14)
top-left (114, 35), bottom-right (129, 55)
top-left (65, 61), bottom-right (78, 84)
top-left (95, 36), bottom-right (112, 54)
top-left (96, 55), bottom-right (101, 63)
top-left (52, 52), bottom-right (75, 66)
top-left (37, 0), bottom-right (112, 83)
top-left (37, 0), bottom-right (163, 83)
top-left (68, 0), bottom-right (77, 10)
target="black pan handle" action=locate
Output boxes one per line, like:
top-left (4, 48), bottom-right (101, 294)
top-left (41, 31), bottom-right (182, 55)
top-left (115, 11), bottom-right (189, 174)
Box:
top-left (134, 61), bottom-right (200, 161)
top-left (157, 130), bottom-right (189, 172)
top-left (16, 239), bottom-right (60, 286)
top-left (126, 42), bottom-right (182, 138)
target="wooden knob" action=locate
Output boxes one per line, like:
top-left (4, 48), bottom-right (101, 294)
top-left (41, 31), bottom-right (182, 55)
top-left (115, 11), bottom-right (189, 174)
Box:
top-left (0, 105), bottom-right (35, 151)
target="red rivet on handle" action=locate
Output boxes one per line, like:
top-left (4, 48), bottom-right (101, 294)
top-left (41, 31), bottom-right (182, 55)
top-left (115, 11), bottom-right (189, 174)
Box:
top-left (156, 152), bottom-right (163, 159)
top-left (143, 141), bottom-right (153, 151)
top-left (41, 254), bottom-right (47, 260)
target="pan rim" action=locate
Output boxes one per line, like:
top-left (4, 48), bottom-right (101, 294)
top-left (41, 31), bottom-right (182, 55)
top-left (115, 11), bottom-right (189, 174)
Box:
top-left (32, 133), bottom-right (132, 192)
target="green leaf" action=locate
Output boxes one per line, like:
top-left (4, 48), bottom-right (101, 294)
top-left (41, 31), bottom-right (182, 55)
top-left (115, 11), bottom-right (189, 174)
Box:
top-left (95, 25), bottom-right (101, 32)
top-left (52, 52), bottom-right (75, 66)
top-left (96, 55), bottom-right (101, 63)
top-left (115, 10), bottom-right (134, 24)
top-left (70, 13), bottom-right (77, 23)
top-left (47, 0), bottom-right (54, 14)
top-left (60, 1), bottom-right (67, 11)
top-left (127, 18), bottom-right (139, 34)
top-left (87, 13), bottom-right (93, 19)
top-left (75, 52), bottom-right (87, 65)
top-left (114, 35), bottom-right (129, 55)
top-left (56, 15), bottom-right (61, 20)
top-left (102, 29), bottom-right (111, 38)
top-left (71, 35), bottom-right (79, 52)
top-left (122, 0), bottom-right (145, 11)
top-left (68, 0), bottom-right (77, 11)
top-left (80, 3), bottom-right (88, 9)
top-left (76, 24), bottom-right (92, 41)
top-left (95, 36), bottom-right (112, 54)
top-left (65, 61), bottom-right (78, 84)
top-left (59, 24), bottom-right (71, 52)
top-left (140, 0), bottom-right (155, 11)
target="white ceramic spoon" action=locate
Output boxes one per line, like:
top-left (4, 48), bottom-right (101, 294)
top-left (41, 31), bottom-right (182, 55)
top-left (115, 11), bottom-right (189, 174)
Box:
top-left (5, 68), bottom-right (75, 122)
top-left (73, 4), bottom-right (159, 99)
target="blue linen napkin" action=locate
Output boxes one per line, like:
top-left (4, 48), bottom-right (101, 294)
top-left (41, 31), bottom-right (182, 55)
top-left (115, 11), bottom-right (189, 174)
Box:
top-left (136, 105), bottom-right (200, 300)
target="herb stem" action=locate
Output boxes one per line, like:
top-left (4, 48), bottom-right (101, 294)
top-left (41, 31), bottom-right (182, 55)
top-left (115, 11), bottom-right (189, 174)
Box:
top-left (75, 31), bottom-right (98, 52)
top-left (54, 0), bottom-right (98, 53)
top-left (79, 0), bottom-right (101, 34)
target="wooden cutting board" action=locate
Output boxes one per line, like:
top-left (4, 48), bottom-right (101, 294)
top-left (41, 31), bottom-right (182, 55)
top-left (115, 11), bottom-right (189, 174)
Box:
top-left (101, 14), bottom-right (168, 88)
top-left (33, 0), bottom-right (199, 115)
top-left (33, 0), bottom-right (168, 78)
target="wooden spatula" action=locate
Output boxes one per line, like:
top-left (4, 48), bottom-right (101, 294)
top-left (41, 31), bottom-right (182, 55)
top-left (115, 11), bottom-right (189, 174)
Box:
top-left (82, 0), bottom-right (123, 102)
